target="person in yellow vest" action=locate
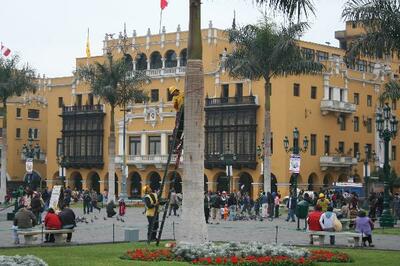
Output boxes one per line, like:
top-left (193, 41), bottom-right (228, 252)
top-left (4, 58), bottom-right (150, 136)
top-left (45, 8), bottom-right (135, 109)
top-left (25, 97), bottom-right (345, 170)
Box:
top-left (317, 193), bottom-right (330, 212)
top-left (168, 86), bottom-right (184, 149)
top-left (144, 186), bottom-right (159, 241)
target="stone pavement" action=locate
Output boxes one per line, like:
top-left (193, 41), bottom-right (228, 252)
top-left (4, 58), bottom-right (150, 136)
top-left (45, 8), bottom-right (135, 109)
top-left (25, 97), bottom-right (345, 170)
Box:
top-left (0, 206), bottom-right (399, 250)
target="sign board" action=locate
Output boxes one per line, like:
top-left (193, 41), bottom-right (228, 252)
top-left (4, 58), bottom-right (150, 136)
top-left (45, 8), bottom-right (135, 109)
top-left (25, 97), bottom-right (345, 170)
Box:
top-left (49, 185), bottom-right (62, 211)
top-left (226, 165), bottom-right (233, 177)
top-left (363, 165), bottom-right (371, 177)
top-left (289, 154), bottom-right (301, 173)
top-left (25, 158), bottom-right (33, 174)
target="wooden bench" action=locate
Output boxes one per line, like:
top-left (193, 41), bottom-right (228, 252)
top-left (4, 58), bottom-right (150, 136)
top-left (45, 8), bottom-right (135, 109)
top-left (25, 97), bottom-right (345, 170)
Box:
top-left (308, 231), bottom-right (361, 247)
top-left (17, 229), bottom-right (74, 245)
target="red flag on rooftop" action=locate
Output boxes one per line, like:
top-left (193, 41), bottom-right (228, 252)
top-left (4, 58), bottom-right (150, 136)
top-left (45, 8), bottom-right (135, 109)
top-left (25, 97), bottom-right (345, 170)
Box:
top-left (161, 0), bottom-right (168, 10)
top-left (1, 43), bottom-right (11, 57)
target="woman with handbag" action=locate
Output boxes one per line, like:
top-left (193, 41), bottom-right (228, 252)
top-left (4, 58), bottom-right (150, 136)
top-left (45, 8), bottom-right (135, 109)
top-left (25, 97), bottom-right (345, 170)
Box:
top-left (355, 210), bottom-right (375, 247)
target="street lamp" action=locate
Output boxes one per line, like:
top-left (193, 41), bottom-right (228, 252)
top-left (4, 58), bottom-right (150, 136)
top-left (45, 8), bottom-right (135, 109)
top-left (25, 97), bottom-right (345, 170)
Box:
top-left (283, 128), bottom-right (308, 199)
top-left (376, 103), bottom-right (398, 227)
top-left (119, 107), bottom-right (129, 201)
top-left (356, 145), bottom-right (376, 209)
top-left (21, 138), bottom-right (41, 191)
top-left (56, 155), bottom-right (66, 188)
top-left (220, 152), bottom-right (237, 193)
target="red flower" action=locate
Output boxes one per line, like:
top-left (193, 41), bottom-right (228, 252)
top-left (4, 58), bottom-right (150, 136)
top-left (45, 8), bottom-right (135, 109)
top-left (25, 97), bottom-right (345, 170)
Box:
top-left (230, 256), bottom-right (239, 264)
top-left (215, 257), bottom-right (223, 264)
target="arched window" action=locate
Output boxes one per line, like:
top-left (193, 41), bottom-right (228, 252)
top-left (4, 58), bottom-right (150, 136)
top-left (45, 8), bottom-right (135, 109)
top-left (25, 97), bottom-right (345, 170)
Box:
top-left (239, 172), bottom-right (253, 198)
top-left (124, 53), bottom-right (133, 71)
top-left (149, 172), bottom-right (161, 191)
top-left (130, 172), bottom-right (142, 198)
top-left (135, 53), bottom-right (147, 71)
top-left (179, 48), bottom-right (187, 67)
top-left (150, 51), bottom-right (162, 69)
top-left (89, 172), bottom-right (100, 193)
top-left (165, 50), bottom-right (177, 68)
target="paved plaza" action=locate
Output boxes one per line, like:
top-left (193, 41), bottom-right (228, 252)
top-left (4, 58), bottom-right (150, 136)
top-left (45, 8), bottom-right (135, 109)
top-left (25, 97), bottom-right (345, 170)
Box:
top-left (0, 205), bottom-right (399, 250)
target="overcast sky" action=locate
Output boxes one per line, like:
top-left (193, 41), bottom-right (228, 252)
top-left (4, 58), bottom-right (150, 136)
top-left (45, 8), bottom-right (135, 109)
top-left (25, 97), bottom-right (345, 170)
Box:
top-left (0, 0), bottom-right (347, 77)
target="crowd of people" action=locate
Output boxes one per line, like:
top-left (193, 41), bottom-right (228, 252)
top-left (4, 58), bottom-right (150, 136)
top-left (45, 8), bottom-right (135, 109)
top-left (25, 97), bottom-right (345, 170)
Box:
top-left (11, 186), bottom-right (76, 244)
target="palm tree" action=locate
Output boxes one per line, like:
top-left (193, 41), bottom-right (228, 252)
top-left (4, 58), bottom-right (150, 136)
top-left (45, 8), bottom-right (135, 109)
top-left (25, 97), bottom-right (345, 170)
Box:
top-left (342, 0), bottom-right (400, 59)
top-left (76, 53), bottom-right (148, 202)
top-left (0, 55), bottom-right (36, 201)
top-left (178, 0), bottom-right (316, 244)
top-left (226, 19), bottom-right (324, 194)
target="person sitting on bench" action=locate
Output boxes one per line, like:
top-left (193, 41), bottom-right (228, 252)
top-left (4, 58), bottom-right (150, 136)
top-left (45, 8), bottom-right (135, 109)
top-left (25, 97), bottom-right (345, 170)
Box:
top-left (58, 204), bottom-right (76, 242)
top-left (44, 208), bottom-right (62, 243)
top-left (13, 206), bottom-right (37, 245)
top-left (106, 200), bottom-right (117, 218)
top-left (319, 206), bottom-right (337, 245)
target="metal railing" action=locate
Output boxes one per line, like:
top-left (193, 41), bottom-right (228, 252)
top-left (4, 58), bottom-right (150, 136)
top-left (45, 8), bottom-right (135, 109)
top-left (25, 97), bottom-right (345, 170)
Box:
top-left (62, 104), bottom-right (104, 113)
top-left (205, 96), bottom-right (256, 106)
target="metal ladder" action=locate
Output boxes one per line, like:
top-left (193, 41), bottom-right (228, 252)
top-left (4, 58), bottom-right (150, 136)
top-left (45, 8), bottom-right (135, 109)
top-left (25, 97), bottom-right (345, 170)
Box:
top-left (147, 108), bottom-right (184, 245)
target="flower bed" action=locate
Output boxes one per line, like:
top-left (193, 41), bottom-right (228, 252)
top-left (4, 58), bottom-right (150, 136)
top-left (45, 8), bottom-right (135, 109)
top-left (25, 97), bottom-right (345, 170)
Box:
top-left (122, 242), bottom-right (351, 265)
top-left (0, 255), bottom-right (48, 266)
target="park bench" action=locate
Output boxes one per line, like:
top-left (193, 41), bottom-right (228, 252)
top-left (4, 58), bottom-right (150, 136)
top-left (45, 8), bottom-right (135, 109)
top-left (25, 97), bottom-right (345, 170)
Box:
top-left (308, 231), bottom-right (361, 247)
top-left (17, 229), bottom-right (74, 245)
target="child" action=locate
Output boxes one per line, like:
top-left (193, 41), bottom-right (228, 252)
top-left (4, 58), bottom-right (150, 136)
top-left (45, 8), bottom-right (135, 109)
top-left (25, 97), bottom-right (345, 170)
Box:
top-left (223, 204), bottom-right (229, 221)
top-left (119, 199), bottom-right (126, 217)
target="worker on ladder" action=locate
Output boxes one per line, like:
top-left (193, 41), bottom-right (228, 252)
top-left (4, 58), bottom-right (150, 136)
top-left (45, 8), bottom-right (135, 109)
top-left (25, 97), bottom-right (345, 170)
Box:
top-left (168, 86), bottom-right (184, 151)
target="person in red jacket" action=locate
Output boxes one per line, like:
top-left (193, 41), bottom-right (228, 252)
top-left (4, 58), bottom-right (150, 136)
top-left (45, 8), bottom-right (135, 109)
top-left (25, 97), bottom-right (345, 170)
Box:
top-left (44, 208), bottom-right (62, 243)
top-left (307, 205), bottom-right (323, 244)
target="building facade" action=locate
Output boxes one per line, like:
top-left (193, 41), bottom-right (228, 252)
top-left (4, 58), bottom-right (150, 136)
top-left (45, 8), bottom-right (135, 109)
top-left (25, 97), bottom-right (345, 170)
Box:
top-left (1, 21), bottom-right (399, 199)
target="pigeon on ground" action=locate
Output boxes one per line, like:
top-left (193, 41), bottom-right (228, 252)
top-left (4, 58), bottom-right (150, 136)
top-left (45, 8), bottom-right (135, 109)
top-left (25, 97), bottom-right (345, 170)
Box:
top-left (103, 217), bottom-right (107, 220)
top-left (116, 216), bottom-right (120, 221)
top-left (121, 218), bottom-right (125, 223)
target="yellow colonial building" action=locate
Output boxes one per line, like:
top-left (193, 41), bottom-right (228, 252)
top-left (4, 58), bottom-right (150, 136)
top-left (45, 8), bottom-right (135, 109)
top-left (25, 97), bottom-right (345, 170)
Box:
top-left (1, 21), bottom-right (399, 199)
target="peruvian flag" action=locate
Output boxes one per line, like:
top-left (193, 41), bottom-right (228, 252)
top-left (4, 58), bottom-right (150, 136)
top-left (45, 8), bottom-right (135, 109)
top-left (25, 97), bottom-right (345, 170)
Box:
top-left (161, 0), bottom-right (168, 10)
top-left (1, 43), bottom-right (11, 57)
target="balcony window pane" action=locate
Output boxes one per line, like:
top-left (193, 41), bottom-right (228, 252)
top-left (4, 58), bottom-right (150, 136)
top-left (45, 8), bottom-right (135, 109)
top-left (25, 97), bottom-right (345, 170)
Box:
top-left (129, 136), bottom-right (141, 155)
top-left (148, 136), bottom-right (161, 155)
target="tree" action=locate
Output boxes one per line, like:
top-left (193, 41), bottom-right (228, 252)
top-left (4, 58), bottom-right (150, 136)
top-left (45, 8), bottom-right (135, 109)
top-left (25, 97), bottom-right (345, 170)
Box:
top-left (76, 53), bottom-right (148, 202)
top-left (178, 0), bottom-right (316, 244)
top-left (342, 0), bottom-right (400, 59)
top-left (226, 19), bottom-right (324, 194)
top-left (0, 55), bottom-right (36, 202)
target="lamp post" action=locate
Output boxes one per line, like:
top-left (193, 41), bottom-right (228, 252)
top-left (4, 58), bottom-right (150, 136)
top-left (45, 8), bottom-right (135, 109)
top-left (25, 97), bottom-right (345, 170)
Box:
top-left (21, 138), bottom-right (41, 191)
top-left (356, 145), bottom-right (376, 210)
top-left (376, 103), bottom-right (398, 227)
top-left (283, 128), bottom-right (308, 200)
top-left (119, 106), bottom-right (128, 201)
top-left (220, 152), bottom-right (237, 193)
top-left (56, 155), bottom-right (65, 188)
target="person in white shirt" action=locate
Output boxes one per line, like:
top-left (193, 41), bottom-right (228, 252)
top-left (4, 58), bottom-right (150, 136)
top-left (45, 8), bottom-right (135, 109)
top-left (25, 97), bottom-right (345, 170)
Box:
top-left (319, 206), bottom-right (337, 244)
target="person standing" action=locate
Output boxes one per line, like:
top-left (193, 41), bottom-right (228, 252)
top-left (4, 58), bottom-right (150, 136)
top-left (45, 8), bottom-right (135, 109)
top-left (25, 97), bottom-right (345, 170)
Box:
top-left (91, 190), bottom-right (101, 213)
top-left (58, 204), bottom-right (76, 243)
top-left (119, 198), bottom-right (126, 217)
top-left (204, 192), bottom-right (210, 224)
top-left (260, 192), bottom-right (268, 219)
top-left (393, 193), bottom-right (400, 221)
top-left (285, 193), bottom-right (296, 222)
top-left (83, 190), bottom-right (91, 215)
top-left (168, 189), bottom-right (179, 217)
top-left (30, 192), bottom-right (44, 224)
top-left (317, 193), bottom-right (330, 212)
top-left (227, 192), bottom-right (237, 221)
top-left (274, 193), bottom-right (280, 218)
top-left (210, 192), bottom-right (221, 224)
top-left (355, 210), bottom-right (374, 247)
top-left (144, 186), bottom-right (159, 241)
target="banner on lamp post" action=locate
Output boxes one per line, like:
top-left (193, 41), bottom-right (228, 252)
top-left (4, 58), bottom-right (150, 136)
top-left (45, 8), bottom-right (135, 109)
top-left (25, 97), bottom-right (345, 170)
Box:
top-left (289, 154), bottom-right (301, 173)
top-left (226, 165), bottom-right (232, 177)
top-left (25, 158), bottom-right (33, 174)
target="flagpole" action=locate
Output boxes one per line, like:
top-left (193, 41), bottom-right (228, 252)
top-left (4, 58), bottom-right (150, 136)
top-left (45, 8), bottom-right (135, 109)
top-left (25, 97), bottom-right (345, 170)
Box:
top-left (159, 9), bottom-right (163, 34)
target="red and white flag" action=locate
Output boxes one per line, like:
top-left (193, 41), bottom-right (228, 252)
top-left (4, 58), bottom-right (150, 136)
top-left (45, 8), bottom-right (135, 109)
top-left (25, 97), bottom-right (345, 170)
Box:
top-left (1, 43), bottom-right (11, 57)
top-left (161, 0), bottom-right (168, 10)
